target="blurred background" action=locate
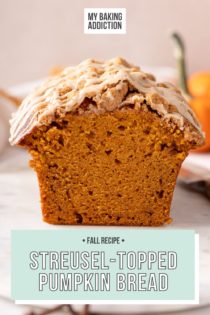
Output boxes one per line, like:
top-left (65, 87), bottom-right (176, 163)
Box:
top-left (0, 1), bottom-right (210, 314)
top-left (1, 0), bottom-right (210, 87)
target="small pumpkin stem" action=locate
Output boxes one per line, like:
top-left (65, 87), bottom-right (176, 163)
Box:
top-left (170, 32), bottom-right (191, 101)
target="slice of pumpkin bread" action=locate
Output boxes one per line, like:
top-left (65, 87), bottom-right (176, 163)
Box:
top-left (9, 58), bottom-right (204, 226)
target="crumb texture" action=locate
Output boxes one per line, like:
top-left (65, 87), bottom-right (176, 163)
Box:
top-left (10, 57), bottom-right (204, 146)
top-left (9, 57), bottom-right (205, 226)
top-left (26, 109), bottom-right (190, 226)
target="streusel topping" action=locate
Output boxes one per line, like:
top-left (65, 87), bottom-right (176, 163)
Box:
top-left (10, 57), bottom-right (204, 145)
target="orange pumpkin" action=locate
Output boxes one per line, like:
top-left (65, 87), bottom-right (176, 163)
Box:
top-left (188, 72), bottom-right (210, 98)
top-left (190, 97), bottom-right (210, 152)
top-left (188, 72), bottom-right (210, 152)
top-left (171, 33), bottom-right (210, 152)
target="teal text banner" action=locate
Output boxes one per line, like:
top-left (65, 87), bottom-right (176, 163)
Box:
top-left (11, 229), bottom-right (198, 303)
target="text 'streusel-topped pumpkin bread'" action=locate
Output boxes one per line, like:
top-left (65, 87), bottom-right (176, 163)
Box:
top-left (9, 58), bottom-right (204, 226)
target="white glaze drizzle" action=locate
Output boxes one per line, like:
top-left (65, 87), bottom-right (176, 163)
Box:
top-left (9, 57), bottom-right (203, 145)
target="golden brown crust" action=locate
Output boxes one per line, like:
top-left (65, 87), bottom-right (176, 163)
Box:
top-left (9, 57), bottom-right (204, 146)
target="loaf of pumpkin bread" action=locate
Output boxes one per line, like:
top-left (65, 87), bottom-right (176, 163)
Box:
top-left (9, 58), bottom-right (204, 225)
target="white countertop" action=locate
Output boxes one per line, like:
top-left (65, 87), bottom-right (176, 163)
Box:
top-left (0, 146), bottom-right (210, 315)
